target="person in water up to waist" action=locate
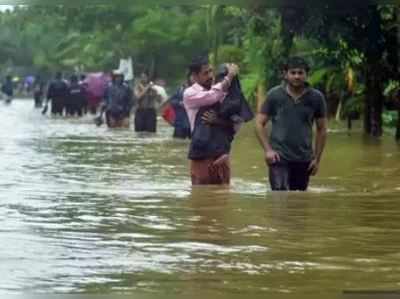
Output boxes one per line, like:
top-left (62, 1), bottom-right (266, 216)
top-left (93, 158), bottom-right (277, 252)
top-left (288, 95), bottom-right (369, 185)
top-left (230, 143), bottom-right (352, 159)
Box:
top-left (169, 74), bottom-right (194, 139)
top-left (66, 75), bottom-right (87, 117)
top-left (256, 56), bottom-right (328, 191)
top-left (134, 72), bottom-right (162, 133)
top-left (103, 70), bottom-right (134, 128)
top-left (1, 75), bottom-right (14, 103)
top-left (46, 72), bottom-right (69, 116)
top-left (183, 55), bottom-right (239, 185)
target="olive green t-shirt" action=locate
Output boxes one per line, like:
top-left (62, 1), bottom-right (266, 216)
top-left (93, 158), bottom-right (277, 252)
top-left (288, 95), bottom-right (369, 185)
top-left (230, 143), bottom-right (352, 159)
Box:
top-left (261, 84), bottom-right (327, 162)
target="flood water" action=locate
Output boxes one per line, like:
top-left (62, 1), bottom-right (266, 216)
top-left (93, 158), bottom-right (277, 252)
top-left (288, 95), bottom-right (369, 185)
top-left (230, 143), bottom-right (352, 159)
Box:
top-left (1, 99), bottom-right (400, 298)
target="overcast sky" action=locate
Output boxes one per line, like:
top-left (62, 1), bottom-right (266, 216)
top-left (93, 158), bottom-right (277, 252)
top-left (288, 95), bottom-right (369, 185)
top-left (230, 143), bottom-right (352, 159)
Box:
top-left (0, 5), bottom-right (14, 11)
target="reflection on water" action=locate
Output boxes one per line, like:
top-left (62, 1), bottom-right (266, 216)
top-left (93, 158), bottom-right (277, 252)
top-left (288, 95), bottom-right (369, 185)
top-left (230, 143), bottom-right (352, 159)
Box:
top-left (0, 100), bottom-right (400, 297)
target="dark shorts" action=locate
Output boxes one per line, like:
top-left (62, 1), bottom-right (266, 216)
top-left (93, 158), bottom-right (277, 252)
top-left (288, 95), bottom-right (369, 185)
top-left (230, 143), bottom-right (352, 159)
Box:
top-left (173, 126), bottom-right (191, 139)
top-left (135, 108), bottom-right (157, 132)
top-left (66, 103), bottom-right (84, 116)
top-left (268, 161), bottom-right (311, 191)
top-left (190, 157), bottom-right (230, 185)
top-left (105, 114), bottom-right (130, 128)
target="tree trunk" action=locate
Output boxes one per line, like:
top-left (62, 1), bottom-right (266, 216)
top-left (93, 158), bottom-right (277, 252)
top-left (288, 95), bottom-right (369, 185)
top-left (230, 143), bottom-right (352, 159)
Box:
top-left (396, 6), bottom-right (400, 141)
top-left (149, 55), bottom-right (156, 80)
top-left (207, 5), bottom-right (223, 69)
top-left (398, 6), bottom-right (400, 76)
top-left (335, 94), bottom-right (342, 122)
top-left (364, 62), bottom-right (384, 137)
top-left (280, 5), bottom-right (306, 57)
top-left (279, 6), bottom-right (297, 60)
top-left (363, 6), bottom-right (385, 137)
top-left (396, 109), bottom-right (400, 142)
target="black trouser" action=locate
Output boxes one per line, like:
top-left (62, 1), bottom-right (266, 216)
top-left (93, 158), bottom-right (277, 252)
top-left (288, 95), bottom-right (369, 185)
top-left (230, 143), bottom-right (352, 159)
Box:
top-left (51, 98), bottom-right (65, 115)
top-left (135, 108), bottom-right (157, 132)
top-left (34, 92), bottom-right (43, 108)
top-left (105, 110), bottom-right (129, 127)
top-left (66, 102), bottom-right (84, 117)
top-left (268, 161), bottom-right (311, 191)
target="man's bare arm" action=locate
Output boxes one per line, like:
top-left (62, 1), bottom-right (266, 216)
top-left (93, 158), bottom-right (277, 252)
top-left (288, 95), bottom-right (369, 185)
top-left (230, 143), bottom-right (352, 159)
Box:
top-left (308, 117), bottom-right (328, 175)
top-left (255, 113), bottom-right (280, 164)
top-left (314, 117), bottom-right (328, 163)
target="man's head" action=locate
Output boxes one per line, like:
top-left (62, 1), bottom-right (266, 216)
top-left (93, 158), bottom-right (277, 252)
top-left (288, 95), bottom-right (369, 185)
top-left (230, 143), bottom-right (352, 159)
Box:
top-left (55, 72), bottom-right (62, 80)
top-left (112, 70), bottom-right (124, 85)
top-left (189, 56), bottom-right (213, 90)
top-left (283, 57), bottom-right (310, 88)
top-left (70, 75), bottom-right (78, 84)
top-left (139, 72), bottom-right (149, 84)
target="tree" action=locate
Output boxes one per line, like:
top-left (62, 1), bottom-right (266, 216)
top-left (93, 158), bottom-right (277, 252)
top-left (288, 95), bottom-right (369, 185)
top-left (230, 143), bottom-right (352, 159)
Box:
top-left (276, 3), bottom-right (398, 137)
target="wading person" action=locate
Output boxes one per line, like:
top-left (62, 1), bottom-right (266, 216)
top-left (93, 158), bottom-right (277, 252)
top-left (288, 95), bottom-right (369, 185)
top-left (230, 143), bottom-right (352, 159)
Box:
top-left (33, 75), bottom-right (45, 108)
top-left (134, 72), bottom-right (162, 133)
top-left (45, 72), bottom-right (68, 116)
top-left (1, 75), bottom-right (14, 104)
top-left (103, 71), bottom-right (133, 128)
top-left (169, 76), bottom-right (193, 139)
top-left (66, 75), bottom-right (86, 117)
top-left (183, 56), bottom-right (239, 185)
top-left (255, 57), bottom-right (328, 191)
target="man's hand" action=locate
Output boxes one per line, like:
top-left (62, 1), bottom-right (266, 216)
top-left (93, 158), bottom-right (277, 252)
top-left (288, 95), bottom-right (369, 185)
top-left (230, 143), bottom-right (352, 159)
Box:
top-left (226, 63), bottom-right (239, 80)
top-left (308, 159), bottom-right (320, 176)
top-left (145, 83), bottom-right (153, 92)
top-left (202, 110), bottom-right (233, 129)
top-left (212, 154), bottom-right (229, 166)
top-left (201, 110), bottom-right (218, 125)
top-left (265, 150), bottom-right (280, 164)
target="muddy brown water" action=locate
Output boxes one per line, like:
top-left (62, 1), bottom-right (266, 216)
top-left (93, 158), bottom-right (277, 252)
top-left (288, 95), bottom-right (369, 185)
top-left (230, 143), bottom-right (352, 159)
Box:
top-left (1, 99), bottom-right (399, 298)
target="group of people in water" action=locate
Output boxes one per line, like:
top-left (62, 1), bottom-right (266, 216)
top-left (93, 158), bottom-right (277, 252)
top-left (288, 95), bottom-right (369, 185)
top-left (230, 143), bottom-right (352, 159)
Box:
top-left (1, 70), bottom-right (176, 134)
top-left (180, 55), bottom-right (327, 191)
top-left (1, 55), bottom-right (328, 192)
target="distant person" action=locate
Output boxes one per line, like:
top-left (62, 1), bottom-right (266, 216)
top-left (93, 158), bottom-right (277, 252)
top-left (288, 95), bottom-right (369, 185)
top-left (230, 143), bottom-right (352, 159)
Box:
top-left (66, 75), bottom-right (86, 117)
top-left (45, 72), bottom-right (68, 116)
top-left (33, 75), bottom-right (46, 108)
top-left (169, 76), bottom-right (192, 139)
top-left (24, 76), bottom-right (35, 95)
top-left (1, 75), bottom-right (14, 104)
top-left (79, 74), bottom-right (87, 85)
top-left (102, 71), bottom-right (134, 128)
top-left (134, 72), bottom-right (162, 133)
top-left (255, 57), bottom-right (328, 191)
top-left (183, 56), bottom-right (239, 185)
top-left (79, 74), bottom-right (89, 114)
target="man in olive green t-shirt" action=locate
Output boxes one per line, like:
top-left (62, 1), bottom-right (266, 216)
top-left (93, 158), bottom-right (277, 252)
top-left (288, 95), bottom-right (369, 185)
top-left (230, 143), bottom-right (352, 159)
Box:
top-left (256, 57), bottom-right (328, 191)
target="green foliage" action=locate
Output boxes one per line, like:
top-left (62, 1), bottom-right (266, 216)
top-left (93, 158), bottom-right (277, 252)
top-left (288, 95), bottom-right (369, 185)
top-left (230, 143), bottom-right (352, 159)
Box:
top-left (384, 80), bottom-right (400, 97)
top-left (343, 91), bottom-right (365, 116)
top-left (383, 111), bottom-right (399, 128)
top-left (238, 10), bottom-right (283, 105)
top-left (211, 44), bottom-right (244, 66)
top-left (0, 2), bottom-right (398, 135)
top-left (0, 5), bottom-right (209, 83)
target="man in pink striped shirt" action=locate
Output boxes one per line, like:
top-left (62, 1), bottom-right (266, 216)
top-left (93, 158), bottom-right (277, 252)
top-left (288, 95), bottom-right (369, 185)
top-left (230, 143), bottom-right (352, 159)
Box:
top-left (183, 56), bottom-right (239, 185)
